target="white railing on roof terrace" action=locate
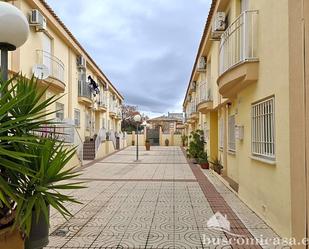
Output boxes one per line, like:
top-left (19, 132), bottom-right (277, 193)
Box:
top-left (219, 10), bottom-right (259, 75)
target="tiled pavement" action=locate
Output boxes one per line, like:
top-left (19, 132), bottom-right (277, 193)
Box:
top-left (45, 146), bottom-right (283, 249)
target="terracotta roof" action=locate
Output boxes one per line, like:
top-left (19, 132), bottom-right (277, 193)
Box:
top-left (183, 0), bottom-right (217, 107)
top-left (39, 0), bottom-right (124, 100)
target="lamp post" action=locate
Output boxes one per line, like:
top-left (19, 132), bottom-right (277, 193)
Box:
top-left (0, 2), bottom-right (29, 81)
top-left (133, 114), bottom-right (141, 161)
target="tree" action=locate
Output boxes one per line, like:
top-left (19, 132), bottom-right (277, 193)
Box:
top-left (121, 105), bottom-right (149, 132)
top-left (121, 105), bottom-right (138, 132)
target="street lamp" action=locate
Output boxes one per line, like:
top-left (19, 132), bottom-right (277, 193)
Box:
top-left (0, 2), bottom-right (29, 81)
top-left (133, 114), bottom-right (142, 161)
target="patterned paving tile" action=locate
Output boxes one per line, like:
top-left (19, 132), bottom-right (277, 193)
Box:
top-left (45, 146), bottom-right (282, 249)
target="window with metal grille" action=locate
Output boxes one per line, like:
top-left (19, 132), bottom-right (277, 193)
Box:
top-left (228, 115), bottom-right (236, 152)
top-left (74, 109), bottom-right (80, 127)
top-left (55, 103), bottom-right (64, 121)
top-left (219, 118), bottom-right (224, 149)
top-left (251, 97), bottom-right (275, 159)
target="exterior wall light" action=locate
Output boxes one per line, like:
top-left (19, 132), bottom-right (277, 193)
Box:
top-left (0, 2), bottom-right (29, 81)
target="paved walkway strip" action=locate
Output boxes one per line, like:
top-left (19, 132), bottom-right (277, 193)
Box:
top-left (182, 148), bottom-right (262, 249)
top-left (44, 146), bottom-right (280, 249)
top-left (75, 178), bottom-right (197, 182)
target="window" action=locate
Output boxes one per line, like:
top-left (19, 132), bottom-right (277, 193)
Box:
top-left (228, 115), bottom-right (236, 152)
top-left (251, 97), bottom-right (275, 159)
top-left (43, 33), bottom-right (52, 73)
top-left (102, 118), bottom-right (106, 129)
top-left (241, 0), bottom-right (249, 13)
top-left (55, 103), bottom-right (64, 121)
top-left (74, 109), bottom-right (80, 127)
top-left (108, 120), bottom-right (111, 130)
top-left (219, 118), bottom-right (224, 149)
top-left (85, 113), bottom-right (90, 130)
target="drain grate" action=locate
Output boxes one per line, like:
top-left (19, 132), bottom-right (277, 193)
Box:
top-left (50, 228), bottom-right (69, 237)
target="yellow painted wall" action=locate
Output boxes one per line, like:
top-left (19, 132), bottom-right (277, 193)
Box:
top-left (217, 0), bottom-right (291, 237)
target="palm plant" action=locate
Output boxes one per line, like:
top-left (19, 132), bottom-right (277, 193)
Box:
top-left (14, 139), bottom-right (83, 236)
top-left (0, 75), bottom-right (84, 237)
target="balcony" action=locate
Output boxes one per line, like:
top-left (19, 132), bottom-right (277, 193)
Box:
top-left (217, 10), bottom-right (259, 98)
top-left (115, 109), bottom-right (122, 120)
top-left (189, 102), bottom-right (198, 121)
top-left (78, 80), bottom-right (92, 105)
top-left (97, 95), bottom-right (107, 112)
top-left (109, 104), bottom-right (116, 117)
top-left (197, 83), bottom-right (213, 114)
top-left (36, 50), bottom-right (65, 91)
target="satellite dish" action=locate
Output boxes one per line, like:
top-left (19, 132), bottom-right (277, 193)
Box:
top-left (32, 64), bottom-right (50, 80)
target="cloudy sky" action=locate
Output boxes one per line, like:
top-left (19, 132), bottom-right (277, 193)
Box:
top-left (47, 0), bottom-right (211, 117)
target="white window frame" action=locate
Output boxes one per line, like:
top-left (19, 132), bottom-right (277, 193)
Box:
top-left (55, 102), bottom-right (64, 121)
top-left (251, 97), bottom-right (275, 159)
top-left (228, 115), bottom-right (236, 152)
top-left (74, 109), bottom-right (80, 127)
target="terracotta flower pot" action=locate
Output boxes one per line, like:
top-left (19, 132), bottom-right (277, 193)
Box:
top-left (145, 142), bottom-right (150, 151)
top-left (0, 227), bottom-right (24, 249)
top-left (200, 162), bottom-right (209, 169)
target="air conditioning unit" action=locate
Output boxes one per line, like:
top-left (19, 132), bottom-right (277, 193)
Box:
top-left (77, 55), bottom-right (86, 68)
top-left (211, 12), bottom-right (226, 39)
top-left (197, 56), bottom-right (206, 71)
top-left (29, 10), bottom-right (47, 31)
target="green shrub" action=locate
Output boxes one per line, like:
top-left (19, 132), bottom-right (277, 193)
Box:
top-left (188, 130), bottom-right (204, 158)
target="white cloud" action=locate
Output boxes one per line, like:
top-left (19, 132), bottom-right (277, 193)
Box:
top-left (46, 0), bottom-right (211, 116)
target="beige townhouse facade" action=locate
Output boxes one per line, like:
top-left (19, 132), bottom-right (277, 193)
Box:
top-left (183, 0), bottom-right (309, 244)
top-left (2, 0), bottom-right (125, 163)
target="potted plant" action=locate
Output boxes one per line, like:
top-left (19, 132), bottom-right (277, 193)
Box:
top-left (188, 130), bottom-right (204, 163)
top-left (209, 157), bottom-right (223, 175)
top-left (165, 138), bottom-right (169, 146)
top-left (19, 140), bottom-right (84, 249)
top-left (0, 75), bottom-right (84, 249)
top-left (145, 139), bottom-right (151, 150)
top-left (198, 151), bottom-right (209, 169)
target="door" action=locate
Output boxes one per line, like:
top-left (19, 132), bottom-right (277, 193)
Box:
top-left (240, 0), bottom-right (249, 12)
top-left (95, 112), bottom-right (100, 134)
top-left (147, 128), bottom-right (160, 146)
